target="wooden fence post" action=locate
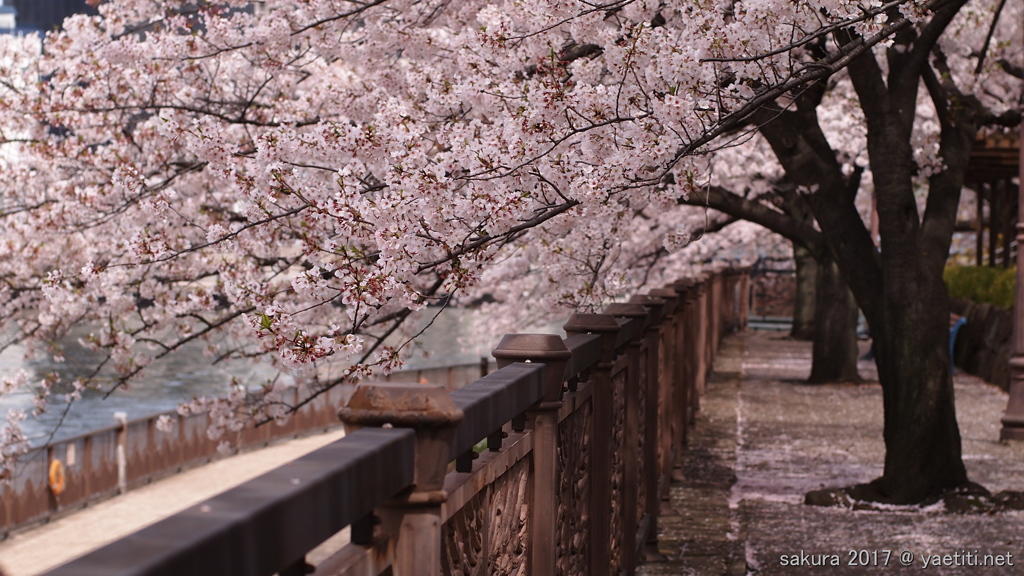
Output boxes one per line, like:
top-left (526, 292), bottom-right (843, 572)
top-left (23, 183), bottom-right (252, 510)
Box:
top-left (563, 313), bottom-right (622, 576)
top-left (605, 303), bottom-right (654, 575)
top-left (669, 283), bottom-right (689, 447)
top-left (673, 280), bottom-right (700, 420)
top-left (739, 269), bottom-right (751, 328)
top-left (711, 272), bottom-right (723, 357)
top-left (491, 334), bottom-right (571, 576)
top-left (648, 287), bottom-right (681, 494)
top-left (697, 277), bottom-right (711, 388)
top-left (629, 294), bottom-right (669, 559)
top-left (338, 382), bottom-right (463, 576)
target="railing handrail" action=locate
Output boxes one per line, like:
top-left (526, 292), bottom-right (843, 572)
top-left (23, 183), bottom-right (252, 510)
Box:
top-left (25, 361), bottom-right (490, 453)
top-left (448, 362), bottom-right (545, 457)
top-left (564, 333), bottom-right (602, 378)
top-left (29, 269), bottom-right (752, 576)
top-left (40, 427), bottom-right (417, 576)
top-left (38, 359), bottom-right (560, 576)
top-left (1, 361), bottom-right (491, 538)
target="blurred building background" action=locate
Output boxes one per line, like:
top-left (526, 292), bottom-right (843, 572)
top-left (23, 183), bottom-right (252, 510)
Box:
top-left (1, 0), bottom-right (97, 34)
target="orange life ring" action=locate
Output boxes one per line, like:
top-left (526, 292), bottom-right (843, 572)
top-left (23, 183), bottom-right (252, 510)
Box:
top-left (48, 459), bottom-right (66, 496)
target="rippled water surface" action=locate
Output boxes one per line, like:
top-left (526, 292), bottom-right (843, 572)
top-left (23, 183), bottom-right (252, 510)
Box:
top-left (0, 307), bottom-right (564, 445)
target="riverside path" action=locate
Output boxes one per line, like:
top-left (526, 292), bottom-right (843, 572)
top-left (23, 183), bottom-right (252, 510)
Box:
top-left (7, 320), bottom-right (1024, 575)
top-left (640, 330), bottom-right (1024, 575)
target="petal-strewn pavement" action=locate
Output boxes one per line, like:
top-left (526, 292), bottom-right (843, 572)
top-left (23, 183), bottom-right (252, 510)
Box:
top-left (640, 330), bottom-right (1024, 575)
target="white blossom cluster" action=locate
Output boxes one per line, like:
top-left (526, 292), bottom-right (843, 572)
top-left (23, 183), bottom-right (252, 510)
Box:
top-left (0, 0), bottom-right (1015, 476)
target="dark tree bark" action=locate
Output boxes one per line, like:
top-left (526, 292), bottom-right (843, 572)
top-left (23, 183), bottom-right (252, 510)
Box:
top-left (678, 0), bottom-right (1020, 501)
top-left (779, 208), bottom-right (862, 382)
top-left (791, 239), bottom-right (818, 341)
top-left (679, 184), bottom-right (862, 383)
top-left (764, 1), bottom-right (984, 502)
top-left (824, 6), bottom-right (981, 502)
top-left (808, 256), bottom-right (860, 383)
top-left (754, 90), bottom-right (973, 501)
top-left (746, 85), bottom-right (866, 385)
top-left (677, 158), bottom-right (863, 382)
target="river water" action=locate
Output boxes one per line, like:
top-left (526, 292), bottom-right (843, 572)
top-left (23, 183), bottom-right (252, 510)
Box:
top-left (0, 307), bottom-right (556, 446)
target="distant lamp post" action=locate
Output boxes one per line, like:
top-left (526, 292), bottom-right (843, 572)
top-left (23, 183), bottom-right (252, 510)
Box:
top-left (999, 122), bottom-right (1024, 441)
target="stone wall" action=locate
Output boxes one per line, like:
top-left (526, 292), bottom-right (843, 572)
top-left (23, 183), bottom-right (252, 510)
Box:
top-left (951, 298), bottom-right (1012, 391)
top-left (751, 271), bottom-right (796, 318)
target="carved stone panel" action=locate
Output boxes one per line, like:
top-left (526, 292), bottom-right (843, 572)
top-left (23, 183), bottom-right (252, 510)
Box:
top-left (609, 369), bottom-right (627, 574)
top-left (442, 487), bottom-right (485, 576)
top-left (441, 456), bottom-right (530, 576)
top-left (556, 399), bottom-right (591, 576)
top-left (488, 458), bottom-right (530, 576)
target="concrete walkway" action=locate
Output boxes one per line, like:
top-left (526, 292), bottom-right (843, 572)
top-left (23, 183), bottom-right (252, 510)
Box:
top-left (641, 330), bottom-right (1024, 575)
top-left (0, 428), bottom-right (347, 576)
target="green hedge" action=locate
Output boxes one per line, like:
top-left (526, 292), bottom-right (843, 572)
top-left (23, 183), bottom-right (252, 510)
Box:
top-left (944, 266), bottom-right (1016, 309)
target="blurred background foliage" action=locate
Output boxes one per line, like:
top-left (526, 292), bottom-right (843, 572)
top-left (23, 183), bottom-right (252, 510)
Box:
top-left (944, 266), bottom-right (1016, 309)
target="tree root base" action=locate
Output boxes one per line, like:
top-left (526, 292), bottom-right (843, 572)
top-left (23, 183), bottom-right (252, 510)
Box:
top-left (805, 482), bottom-right (1024, 514)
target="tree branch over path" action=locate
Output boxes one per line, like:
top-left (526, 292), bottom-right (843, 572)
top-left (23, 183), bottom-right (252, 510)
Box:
top-left (0, 0), bottom-right (1017, 489)
top-left (662, 0), bottom-right (953, 174)
top-left (678, 186), bottom-right (826, 259)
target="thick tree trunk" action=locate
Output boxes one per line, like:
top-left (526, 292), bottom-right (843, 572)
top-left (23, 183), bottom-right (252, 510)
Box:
top-left (753, 59), bottom-right (974, 502)
top-left (705, 3), bottom-right (981, 501)
top-left (807, 257), bottom-right (860, 383)
top-left (851, 271), bottom-right (968, 503)
top-left (790, 243), bottom-right (817, 340)
top-left (839, 28), bottom-right (978, 501)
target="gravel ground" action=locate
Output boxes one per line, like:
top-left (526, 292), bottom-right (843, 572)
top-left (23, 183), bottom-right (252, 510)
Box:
top-left (641, 330), bottom-right (1024, 576)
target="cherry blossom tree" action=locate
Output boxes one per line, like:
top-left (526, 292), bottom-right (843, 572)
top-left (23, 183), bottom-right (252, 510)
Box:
top-left (681, 0), bottom-right (1021, 502)
top-left (0, 0), bottom-right (1017, 505)
top-left (687, 124), bottom-right (866, 384)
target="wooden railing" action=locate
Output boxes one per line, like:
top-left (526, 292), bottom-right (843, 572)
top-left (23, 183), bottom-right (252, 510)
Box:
top-left (38, 269), bottom-right (750, 576)
top-left (0, 363), bottom-right (489, 537)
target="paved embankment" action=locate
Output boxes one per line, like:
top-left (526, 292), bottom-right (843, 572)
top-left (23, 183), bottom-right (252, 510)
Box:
top-left (0, 428), bottom-right (347, 576)
top-left (641, 330), bottom-right (1024, 575)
